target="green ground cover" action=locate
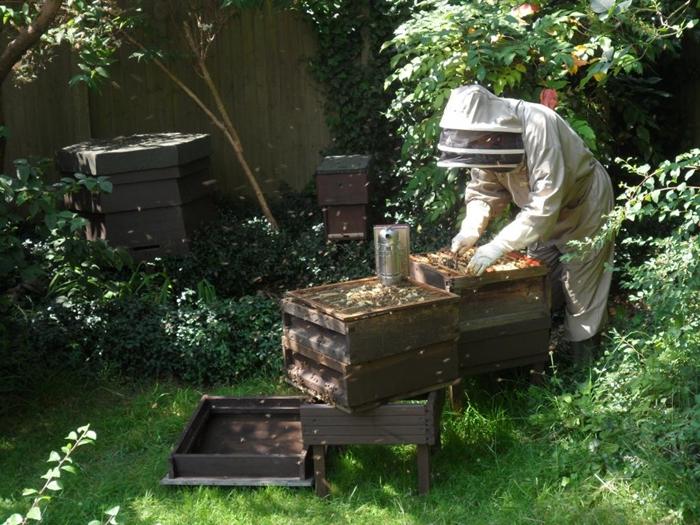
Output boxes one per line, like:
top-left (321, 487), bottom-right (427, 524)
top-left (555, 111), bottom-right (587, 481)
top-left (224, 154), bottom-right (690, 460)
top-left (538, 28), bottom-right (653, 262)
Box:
top-left (0, 372), bottom-right (688, 525)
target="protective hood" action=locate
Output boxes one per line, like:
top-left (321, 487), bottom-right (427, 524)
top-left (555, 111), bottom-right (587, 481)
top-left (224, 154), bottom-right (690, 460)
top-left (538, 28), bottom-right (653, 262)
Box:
top-left (437, 85), bottom-right (524, 169)
top-left (439, 85), bottom-right (522, 132)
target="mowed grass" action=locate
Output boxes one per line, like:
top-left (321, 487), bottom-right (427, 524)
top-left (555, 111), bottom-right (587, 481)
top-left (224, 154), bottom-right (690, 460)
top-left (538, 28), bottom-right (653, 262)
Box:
top-left (0, 373), bottom-right (685, 525)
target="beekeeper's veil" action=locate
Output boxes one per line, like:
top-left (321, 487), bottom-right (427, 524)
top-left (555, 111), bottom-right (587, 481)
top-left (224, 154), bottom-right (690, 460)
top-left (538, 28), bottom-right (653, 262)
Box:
top-left (437, 85), bottom-right (525, 170)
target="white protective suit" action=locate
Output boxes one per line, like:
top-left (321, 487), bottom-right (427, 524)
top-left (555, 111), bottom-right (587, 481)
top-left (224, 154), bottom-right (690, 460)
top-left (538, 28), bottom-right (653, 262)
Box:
top-left (440, 85), bottom-right (614, 342)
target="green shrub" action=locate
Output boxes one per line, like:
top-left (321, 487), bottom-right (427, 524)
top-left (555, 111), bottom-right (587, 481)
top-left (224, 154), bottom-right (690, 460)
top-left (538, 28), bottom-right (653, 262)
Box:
top-left (166, 194), bottom-right (374, 297)
top-left (383, 0), bottom-right (698, 224)
top-left (532, 150), bottom-right (700, 517)
top-left (10, 292), bottom-right (283, 387)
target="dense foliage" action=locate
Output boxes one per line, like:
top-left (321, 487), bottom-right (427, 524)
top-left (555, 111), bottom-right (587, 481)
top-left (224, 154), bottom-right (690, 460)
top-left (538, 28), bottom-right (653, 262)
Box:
top-left (534, 149), bottom-right (700, 515)
top-left (383, 0), bottom-right (697, 224)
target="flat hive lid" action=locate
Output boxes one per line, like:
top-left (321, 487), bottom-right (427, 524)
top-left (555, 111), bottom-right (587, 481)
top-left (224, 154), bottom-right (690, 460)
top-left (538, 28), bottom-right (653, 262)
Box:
top-left (56, 132), bottom-right (211, 176)
top-left (316, 155), bottom-right (371, 175)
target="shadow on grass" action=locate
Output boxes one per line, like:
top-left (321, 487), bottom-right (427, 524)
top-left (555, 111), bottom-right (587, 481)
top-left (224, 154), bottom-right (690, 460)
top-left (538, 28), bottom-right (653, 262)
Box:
top-left (0, 373), bottom-right (687, 525)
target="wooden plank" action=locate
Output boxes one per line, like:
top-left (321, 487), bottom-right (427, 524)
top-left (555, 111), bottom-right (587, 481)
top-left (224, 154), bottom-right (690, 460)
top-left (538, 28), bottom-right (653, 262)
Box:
top-left (460, 311), bottom-right (550, 335)
top-left (417, 445), bottom-right (431, 495)
top-left (283, 335), bottom-right (347, 373)
top-left (285, 340), bottom-right (459, 412)
top-left (161, 475), bottom-right (313, 487)
top-left (312, 445), bottom-right (329, 497)
top-left (285, 277), bottom-right (459, 323)
top-left (282, 299), bottom-right (349, 335)
top-left (303, 434), bottom-right (430, 446)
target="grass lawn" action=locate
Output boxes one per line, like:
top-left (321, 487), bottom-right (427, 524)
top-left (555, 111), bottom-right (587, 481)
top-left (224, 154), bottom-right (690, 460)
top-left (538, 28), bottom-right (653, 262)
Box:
top-left (0, 372), bottom-right (687, 525)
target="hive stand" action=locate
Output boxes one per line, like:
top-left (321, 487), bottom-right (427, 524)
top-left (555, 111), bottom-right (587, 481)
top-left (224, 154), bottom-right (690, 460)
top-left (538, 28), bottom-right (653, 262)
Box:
top-left (300, 389), bottom-right (444, 497)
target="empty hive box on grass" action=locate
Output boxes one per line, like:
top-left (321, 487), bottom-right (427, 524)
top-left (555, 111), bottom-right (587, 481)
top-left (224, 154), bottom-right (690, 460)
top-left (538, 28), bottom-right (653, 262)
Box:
top-left (58, 132), bottom-right (216, 258)
top-left (161, 396), bottom-right (312, 487)
top-left (409, 249), bottom-right (551, 375)
top-left (282, 277), bottom-right (460, 412)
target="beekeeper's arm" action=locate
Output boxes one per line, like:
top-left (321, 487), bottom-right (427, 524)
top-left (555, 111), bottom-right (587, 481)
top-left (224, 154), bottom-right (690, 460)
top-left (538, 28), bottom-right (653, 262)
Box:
top-left (468, 114), bottom-right (566, 274)
top-left (451, 168), bottom-right (511, 253)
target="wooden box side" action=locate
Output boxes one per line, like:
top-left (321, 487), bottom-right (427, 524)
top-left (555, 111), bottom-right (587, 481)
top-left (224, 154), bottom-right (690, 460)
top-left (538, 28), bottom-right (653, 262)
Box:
top-left (300, 400), bottom-right (433, 446)
top-left (409, 254), bottom-right (549, 291)
top-left (316, 171), bottom-right (369, 205)
top-left (285, 339), bottom-right (459, 413)
top-left (458, 317), bottom-right (551, 375)
top-left (168, 396), bottom-right (311, 484)
top-left (284, 276), bottom-right (459, 323)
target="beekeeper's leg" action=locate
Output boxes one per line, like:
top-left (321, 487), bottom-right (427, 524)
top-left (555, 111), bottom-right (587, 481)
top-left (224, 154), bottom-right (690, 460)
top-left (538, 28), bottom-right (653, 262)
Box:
top-left (561, 239), bottom-right (614, 349)
top-left (527, 243), bottom-right (565, 313)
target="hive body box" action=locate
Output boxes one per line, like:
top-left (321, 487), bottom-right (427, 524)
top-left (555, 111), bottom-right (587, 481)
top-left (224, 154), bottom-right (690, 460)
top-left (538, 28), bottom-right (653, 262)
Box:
top-left (58, 133), bottom-right (216, 258)
top-left (282, 277), bottom-right (460, 412)
top-left (315, 155), bottom-right (371, 241)
top-left (162, 396), bottom-right (312, 486)
top-left (409, 254), bottom-right (551, 376)
top-left (301, 390), bottom-right (444, 496)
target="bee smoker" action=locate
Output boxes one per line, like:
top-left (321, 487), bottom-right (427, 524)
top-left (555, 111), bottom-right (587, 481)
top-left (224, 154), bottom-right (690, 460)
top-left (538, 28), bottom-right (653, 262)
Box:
top-left (373, 224), bottom-right (410, 285)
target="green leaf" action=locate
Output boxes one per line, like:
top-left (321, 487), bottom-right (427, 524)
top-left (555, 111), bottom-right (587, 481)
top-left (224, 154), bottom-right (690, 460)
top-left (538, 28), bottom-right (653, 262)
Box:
top-left (105, 506), bottom-right (120, 517)
top-left (61, 464), bottom-right (78, 474)
top-left (26, 506), bottom-right (42, 521)
top-left (46, 480), bottom-right (63, 491)
top-left (3, 514), bottom-right (24, 525)
top-left (22, 488), bottom-right (39, 496)
top-left (48, 451), bottom-right (61, 463)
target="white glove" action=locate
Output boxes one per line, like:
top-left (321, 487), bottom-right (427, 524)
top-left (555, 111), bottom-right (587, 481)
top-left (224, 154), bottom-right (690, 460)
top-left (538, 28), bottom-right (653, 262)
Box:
top-left (467, 242), bottom-right (506, 276)
top-left (450, 230), bottom-right (479, 254)
top-left (451, 200), bottom-right (491, 254)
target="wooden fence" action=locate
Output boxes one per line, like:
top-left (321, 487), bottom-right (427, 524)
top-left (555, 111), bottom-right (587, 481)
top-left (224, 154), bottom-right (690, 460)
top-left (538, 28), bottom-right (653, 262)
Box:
top-left (2, 5), bottom-right (330, 199)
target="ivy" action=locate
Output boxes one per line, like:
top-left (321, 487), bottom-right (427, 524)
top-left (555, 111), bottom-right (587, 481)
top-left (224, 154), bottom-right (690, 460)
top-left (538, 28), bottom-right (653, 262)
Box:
top-left (298, 1), bottom-right (413, 201)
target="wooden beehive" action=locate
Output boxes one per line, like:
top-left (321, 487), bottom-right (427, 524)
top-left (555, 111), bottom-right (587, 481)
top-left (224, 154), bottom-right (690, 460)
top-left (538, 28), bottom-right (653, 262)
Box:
top-left (409, 251), bottom-right (551, 376)
top-left (58, 133), bottom-right (216, 259)
top-left (301, 389), bottom-right (444, 496)
top-left (282, 277), bottom-right (460, 412)
top-left (161, 396), bottom-right (312, 487)
top-left (316, 155), bottom-right (371, 241)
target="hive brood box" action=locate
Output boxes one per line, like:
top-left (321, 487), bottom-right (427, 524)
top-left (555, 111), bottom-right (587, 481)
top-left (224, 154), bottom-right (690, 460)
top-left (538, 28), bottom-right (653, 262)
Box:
top-left (409, 250), bottom-right (551, 375)
top-left (161, 396), bottom-right (312, 487)
top-left (58, 133), bottom-right (215, 259)
top-left (282, 277), bottom-right (460, 412)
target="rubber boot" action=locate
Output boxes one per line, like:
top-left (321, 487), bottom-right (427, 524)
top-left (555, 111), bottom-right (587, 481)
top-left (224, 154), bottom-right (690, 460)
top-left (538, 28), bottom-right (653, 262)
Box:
top-left (570, 334), bottom-right (601, 367)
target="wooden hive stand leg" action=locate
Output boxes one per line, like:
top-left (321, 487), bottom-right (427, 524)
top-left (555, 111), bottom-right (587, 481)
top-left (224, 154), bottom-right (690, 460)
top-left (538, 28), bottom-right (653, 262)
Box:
top-left (449, 380), bottom-right (465, 413)
top-left (313, 445), bottom-right (330, 498)
top-left (417, 444), bottom-right (431, 495)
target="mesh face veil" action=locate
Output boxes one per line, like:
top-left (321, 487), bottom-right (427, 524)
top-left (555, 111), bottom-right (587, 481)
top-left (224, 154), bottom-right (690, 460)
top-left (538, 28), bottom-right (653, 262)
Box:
top-left (437, 85), bottom-right (525, 169)
top-left (437, 129), bottom-right (525, 169)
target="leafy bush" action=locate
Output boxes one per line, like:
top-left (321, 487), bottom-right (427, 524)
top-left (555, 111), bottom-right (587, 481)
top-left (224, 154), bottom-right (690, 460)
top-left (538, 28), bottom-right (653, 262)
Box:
top-left (0, 159), bottom-right (119, 293)
top-left (383, 0), bottom-right (697, 224)
top-left (532, 149), bottom-right (700, 517)
top-left (14, 291), bottom-right (283, 386)
top-left (166, 193), bottom-right (374, 297)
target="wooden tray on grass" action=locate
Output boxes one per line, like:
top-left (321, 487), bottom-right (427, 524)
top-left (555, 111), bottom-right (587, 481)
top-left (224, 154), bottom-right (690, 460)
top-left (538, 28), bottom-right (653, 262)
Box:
top-left (161, 396), bottom-right (312, 487)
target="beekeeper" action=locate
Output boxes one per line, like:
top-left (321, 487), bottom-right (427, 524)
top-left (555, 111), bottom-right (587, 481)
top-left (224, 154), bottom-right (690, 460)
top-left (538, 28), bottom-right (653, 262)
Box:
top-left (438, 84), bottom-right (614, 357)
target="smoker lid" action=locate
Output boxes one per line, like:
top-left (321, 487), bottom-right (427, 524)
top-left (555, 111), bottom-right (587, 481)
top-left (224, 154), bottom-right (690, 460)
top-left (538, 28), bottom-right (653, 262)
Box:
top-left (56, 132), bottom-right (211, 176)
top-left (316, 155), bottom-right (371, 175)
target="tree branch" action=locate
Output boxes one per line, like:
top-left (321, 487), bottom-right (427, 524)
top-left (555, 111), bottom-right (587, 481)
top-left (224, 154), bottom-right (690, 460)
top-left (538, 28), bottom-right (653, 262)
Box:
top-left (0, 0), bottom-right (65, 84)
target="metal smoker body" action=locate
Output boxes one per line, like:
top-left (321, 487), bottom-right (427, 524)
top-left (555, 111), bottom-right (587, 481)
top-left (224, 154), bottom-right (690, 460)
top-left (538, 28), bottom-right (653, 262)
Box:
top-left (374, 224), bottom-right (410, 285)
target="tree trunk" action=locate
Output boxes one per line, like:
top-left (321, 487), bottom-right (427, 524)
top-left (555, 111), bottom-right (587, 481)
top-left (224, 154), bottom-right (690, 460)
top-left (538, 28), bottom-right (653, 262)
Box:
top-left (0, 0), bottom-right (65, 172)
